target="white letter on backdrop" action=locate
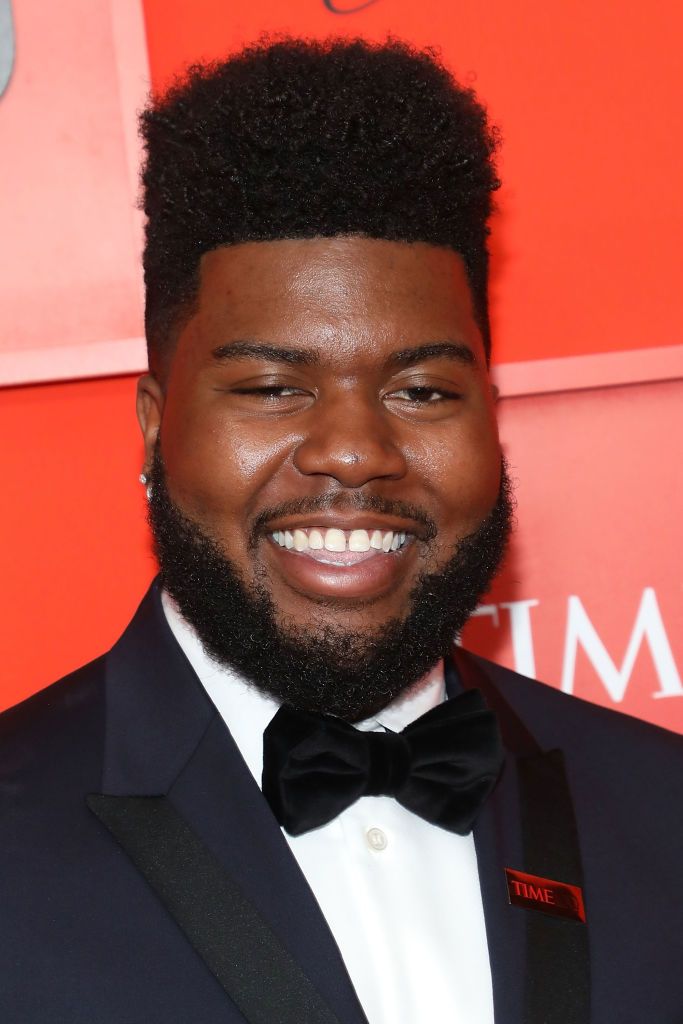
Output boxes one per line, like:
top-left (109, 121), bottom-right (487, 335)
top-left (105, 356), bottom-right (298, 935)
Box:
top-left (561, 588), bottom-right (682, 702)
top-left (500, 600), bottom-right (539, 678)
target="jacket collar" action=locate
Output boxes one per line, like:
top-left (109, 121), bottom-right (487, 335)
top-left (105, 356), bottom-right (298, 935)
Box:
top-left (102, 580), bottom-right (214, 796)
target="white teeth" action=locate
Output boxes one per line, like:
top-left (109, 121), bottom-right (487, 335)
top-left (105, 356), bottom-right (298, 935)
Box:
top-left (293, 529), bottom-right (308, 551)
top-left (324, 528), bottom-right (346, 552)
top-left (349, 529), bottom-right (371, 552)
top-left (271, 527), bottom-right (409, 552)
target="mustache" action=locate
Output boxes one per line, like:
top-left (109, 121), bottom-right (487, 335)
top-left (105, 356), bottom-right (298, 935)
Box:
top-left (250, 493), bottom-right (438, 544)
top-left (150, 443), bottom-right (438, 546)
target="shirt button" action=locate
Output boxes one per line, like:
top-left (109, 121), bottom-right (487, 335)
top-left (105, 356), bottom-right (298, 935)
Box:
top-left (366, 827), bottom-right (388, 851)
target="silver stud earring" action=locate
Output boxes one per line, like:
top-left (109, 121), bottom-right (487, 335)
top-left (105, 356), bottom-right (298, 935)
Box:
top-left (139, 472), bottom-right (152, 500)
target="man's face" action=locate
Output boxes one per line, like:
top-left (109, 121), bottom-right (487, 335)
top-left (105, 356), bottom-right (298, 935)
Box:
top-left (138, 236), bottom-right (507, 717)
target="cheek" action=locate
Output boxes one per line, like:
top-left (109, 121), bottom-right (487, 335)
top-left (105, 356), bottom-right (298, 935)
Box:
top-left (159, 398), bottom-right (295, 530)
top-left (410, 422), bottom-right (501, 530)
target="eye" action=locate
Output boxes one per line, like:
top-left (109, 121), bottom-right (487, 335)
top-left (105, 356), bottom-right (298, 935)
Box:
top-left (232, 385), bottom-right (308, 400)
top-left (387, 386), bottom-right (460, 404)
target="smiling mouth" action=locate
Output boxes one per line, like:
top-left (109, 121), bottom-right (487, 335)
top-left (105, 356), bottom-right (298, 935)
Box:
top-left (270, 527), bottom-right (410, 566)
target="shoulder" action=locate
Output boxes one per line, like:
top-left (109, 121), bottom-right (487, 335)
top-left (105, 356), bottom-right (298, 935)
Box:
top-left (468, 650), bottom-right (683, 772)
top-left (469, 651), bottom-right (683, 862)
top-left (0, 657), bottom-right (106, 803)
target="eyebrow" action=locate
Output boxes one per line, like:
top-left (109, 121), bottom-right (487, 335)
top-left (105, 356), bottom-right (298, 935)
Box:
top-left (210, 339), bottom-right (476, 369)
top-left (385, 342), bottom-right (476, 369)
top-left (211, 341), bottom-right (317, 365)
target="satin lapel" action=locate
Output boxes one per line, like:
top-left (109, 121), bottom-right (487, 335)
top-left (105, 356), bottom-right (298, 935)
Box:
top-left (95, 584), bottom-right (369, 1024)
top-left (166, 712), bottom-right (369, 1024)
top-left (87, 792), bottom-right (345, 1024)
top-left (450, 649), bottom-right (590, 1024)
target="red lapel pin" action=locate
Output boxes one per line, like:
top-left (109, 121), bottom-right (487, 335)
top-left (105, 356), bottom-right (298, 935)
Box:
top-left (505, 868), bottom-right (586, 923)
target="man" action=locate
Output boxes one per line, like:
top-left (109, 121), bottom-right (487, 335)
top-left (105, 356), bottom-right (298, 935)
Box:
top-left (1, 37), bottom-right (681, 1024)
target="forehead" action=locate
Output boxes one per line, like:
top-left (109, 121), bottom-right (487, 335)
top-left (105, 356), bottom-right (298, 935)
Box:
top-left (179, 235), bottom-right (484, 366)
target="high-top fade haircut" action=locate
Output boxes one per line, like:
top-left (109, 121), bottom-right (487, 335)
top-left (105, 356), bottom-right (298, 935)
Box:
top-left (140, 37), bottom-right (500, 374)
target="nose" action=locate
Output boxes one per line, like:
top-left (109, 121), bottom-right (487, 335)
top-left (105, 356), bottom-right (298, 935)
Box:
top-left (293, 393), bottom-right (407, 487)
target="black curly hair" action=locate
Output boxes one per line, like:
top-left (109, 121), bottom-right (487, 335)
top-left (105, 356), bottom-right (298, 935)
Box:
top-left (140, 36), bottom-right (500, 373)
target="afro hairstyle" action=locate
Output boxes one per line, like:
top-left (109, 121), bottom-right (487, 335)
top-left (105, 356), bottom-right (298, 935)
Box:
top-left (140, 36), bottom-right (500, 371)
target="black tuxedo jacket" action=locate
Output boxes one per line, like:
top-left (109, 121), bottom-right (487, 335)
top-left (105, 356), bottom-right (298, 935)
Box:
top-left (1, 583), bottom-right (681, 1023)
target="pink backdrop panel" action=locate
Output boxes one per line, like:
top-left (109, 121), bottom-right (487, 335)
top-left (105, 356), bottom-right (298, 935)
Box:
top-left (462, 379), bottom-right (683, 733)
top-left (0, 0), bottom-right (148, 385)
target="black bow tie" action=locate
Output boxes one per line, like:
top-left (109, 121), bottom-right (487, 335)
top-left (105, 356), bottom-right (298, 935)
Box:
top-left (262, 689), bottom-right (504, 836)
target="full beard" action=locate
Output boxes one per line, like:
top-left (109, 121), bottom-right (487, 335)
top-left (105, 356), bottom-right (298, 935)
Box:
top-left (147, 447), bottom-right (514, 722)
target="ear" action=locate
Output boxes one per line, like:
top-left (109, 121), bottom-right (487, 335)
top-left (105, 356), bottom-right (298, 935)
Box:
top-left (136, 374), bottom-right (165, 473)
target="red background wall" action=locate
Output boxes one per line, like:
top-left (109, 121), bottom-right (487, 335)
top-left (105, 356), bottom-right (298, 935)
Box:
top-left (142, 0), bottom-right (683, 368)
top-left (1, 0), bottom-right (681, 730)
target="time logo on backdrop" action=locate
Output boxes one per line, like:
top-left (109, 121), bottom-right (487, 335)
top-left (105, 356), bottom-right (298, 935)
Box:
top-left (465, 586), bottom-right (682, 709)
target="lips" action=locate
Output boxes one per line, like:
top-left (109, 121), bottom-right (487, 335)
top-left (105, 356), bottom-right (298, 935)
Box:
top-left (264, 520), bottom-right (418, 600)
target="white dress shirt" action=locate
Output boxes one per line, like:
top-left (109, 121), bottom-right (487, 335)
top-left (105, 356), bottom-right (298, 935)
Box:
top-left (162, 593), bottom-right (495, 1024)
